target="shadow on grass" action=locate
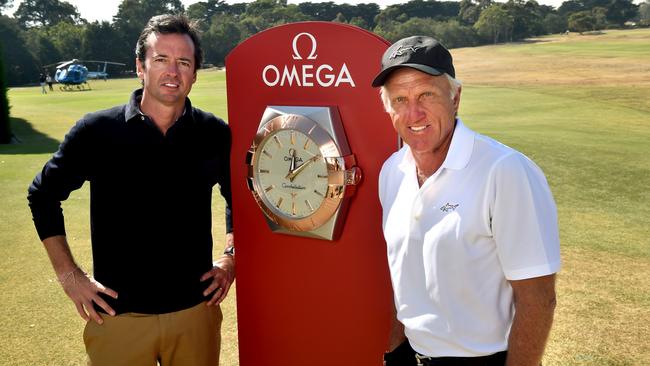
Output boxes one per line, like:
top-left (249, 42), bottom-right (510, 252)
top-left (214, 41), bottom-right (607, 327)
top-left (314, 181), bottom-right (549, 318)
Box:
top-left (512, 38), bottom-right (553, 45)
top-left (0, 117), bottom-right (60, 155)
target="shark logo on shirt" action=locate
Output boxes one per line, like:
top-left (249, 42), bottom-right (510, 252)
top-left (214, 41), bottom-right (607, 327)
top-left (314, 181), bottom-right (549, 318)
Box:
top-left (440, 203), bottom-right (459, 212)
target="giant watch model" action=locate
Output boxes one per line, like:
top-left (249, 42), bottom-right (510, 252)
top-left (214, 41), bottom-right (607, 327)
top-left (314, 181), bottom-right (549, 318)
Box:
top-left (246, 106), bottom-right (361, 240)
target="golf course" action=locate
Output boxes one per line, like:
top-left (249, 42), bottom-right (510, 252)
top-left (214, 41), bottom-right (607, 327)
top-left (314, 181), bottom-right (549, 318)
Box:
top-left (1, 28), bottom-right (649, 365)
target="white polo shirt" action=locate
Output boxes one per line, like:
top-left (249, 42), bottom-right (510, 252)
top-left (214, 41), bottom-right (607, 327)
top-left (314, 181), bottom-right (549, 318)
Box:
top-left (379, 119), bottom-right (561, 357)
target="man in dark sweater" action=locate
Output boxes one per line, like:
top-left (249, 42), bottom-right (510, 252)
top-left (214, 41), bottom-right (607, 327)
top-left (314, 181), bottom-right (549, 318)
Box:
top-left (27, 14), bottom-right (235, 365)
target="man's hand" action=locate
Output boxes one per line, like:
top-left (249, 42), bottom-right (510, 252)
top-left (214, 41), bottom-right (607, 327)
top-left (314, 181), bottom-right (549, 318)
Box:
top-left (59, 268), bottom-right (118, 325)
top-left (201, 255), bottom-right (235, 306)
top-left (43, 236), bottom-right (117, 325)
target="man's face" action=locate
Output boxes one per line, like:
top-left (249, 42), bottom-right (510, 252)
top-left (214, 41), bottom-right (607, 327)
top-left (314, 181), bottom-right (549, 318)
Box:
top-left (136, 32), bottom-right (197, 107)
top-left (383, 68), bottom-right (461, 159)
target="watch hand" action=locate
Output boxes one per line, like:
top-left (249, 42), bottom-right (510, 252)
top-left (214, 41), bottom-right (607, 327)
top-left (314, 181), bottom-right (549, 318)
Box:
top-left (285, 155), bottom-right (321, 182)
top-left (288, 148), bottom-right (296, 173)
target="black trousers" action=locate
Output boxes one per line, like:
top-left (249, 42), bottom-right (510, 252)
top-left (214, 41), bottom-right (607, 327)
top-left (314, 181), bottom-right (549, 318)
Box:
top-left (384, 341), bottom-right (418, 366)
top-left (384, 341), bottom-right (507, 366)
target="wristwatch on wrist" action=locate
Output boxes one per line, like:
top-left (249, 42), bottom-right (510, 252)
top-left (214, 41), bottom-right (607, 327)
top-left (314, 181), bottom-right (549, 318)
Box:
top-left (223, 246), bottom-right (235, 257)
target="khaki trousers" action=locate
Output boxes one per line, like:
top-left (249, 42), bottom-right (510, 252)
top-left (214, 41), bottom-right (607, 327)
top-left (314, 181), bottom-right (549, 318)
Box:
top-left (83, 302), bottom-right (222, 366)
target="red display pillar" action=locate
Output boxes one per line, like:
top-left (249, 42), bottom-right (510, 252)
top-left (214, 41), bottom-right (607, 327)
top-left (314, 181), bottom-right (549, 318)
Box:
top-left (226, 22), bottom-right (397, 366)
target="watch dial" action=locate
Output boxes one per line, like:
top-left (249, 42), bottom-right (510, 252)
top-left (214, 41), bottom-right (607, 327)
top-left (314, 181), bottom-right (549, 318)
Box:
top-left (255, 129), bottom-right (329, 219)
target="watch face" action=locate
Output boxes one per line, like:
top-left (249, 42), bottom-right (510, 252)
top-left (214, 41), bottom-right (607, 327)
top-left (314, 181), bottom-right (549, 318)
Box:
top-left (254, 129), bottom-right (329, 219)
top-left (248, 113), bottom-right (349, 232)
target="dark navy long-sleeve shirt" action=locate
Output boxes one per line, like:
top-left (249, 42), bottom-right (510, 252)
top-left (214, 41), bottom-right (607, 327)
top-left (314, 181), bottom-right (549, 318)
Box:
top-left (28, 89), bottom-right (233, 314)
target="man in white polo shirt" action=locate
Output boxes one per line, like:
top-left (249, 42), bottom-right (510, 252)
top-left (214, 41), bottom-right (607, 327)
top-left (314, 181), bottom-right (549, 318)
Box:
top-left (373, 36), bottom-right (561, 366)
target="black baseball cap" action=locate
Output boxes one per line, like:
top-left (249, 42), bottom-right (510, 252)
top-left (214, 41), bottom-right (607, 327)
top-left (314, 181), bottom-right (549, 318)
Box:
top-left (372, 36), bottom-right (455, 87)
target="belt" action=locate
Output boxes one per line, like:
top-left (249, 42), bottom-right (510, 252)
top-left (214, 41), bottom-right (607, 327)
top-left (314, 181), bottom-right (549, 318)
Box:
top-left (415, 351), bottom-right (507, 366)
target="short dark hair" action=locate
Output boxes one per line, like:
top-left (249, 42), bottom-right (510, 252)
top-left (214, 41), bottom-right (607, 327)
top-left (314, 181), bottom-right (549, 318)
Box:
top-left (135, 14), bottom-right (203, 71)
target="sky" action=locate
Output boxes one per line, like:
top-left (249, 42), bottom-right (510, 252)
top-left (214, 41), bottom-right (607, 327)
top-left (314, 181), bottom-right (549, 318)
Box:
top-left (5, 0), bottom-right (573, 22)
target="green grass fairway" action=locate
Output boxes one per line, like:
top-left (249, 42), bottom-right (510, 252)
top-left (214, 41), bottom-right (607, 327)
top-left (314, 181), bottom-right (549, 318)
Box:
top-left (3, 29), bottom-right (650, 365)
top-left (506, 29), bottom-right (650, 58)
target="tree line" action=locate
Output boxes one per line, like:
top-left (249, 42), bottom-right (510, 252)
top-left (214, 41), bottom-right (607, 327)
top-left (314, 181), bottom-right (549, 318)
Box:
top-left (0, 0), bottom-right (647, 86)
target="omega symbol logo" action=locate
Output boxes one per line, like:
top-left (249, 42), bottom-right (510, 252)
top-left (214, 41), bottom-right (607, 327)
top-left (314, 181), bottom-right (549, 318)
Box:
top-left (292, 32), bottom-right (318, 60)
top-left (261, 31), bottom-right (356, 88)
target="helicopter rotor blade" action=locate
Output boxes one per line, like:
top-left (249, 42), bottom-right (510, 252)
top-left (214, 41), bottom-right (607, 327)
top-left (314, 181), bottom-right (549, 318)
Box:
top-left (83, 60), bottom-right (127, 66)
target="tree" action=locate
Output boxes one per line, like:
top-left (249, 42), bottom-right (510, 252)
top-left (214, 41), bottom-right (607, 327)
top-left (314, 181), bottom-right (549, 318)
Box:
top-left (0, 15), bottom-right (40, 86)
top-left (47, 21), bottom-right (85, 59)
top-left (348, 16), bottom-right (369, 30)
top-left (431, 19), bottom-right (479, 48)
top-left (373, 16), bottom-right (440, 42)
top-left (459, 0), bottom-right (493, 25)
top-left (373, 6), bottom-right (406, 40)
top-left (348, 3), bottom-right (380, 29)
top-left (543, 13), bottom-right (568, 33)
top-left (333, 12), bottom-right (346, 23)
top-left (245, 0), bottom-right (285, 17)
top-left (186, 0), bottom-right (229, 30)
top-left (14, 0), bottom-right (82, 28)
top-left (606, 0), bottom-right (638, 25)
top-left (568, 10), bottom-right (597, 33)
top-left (24, 27), bottom-right (62, 67)
top-left (82, 21), bottom-right (124, 67)
top-left (298, 1), bottom-right (340, 21)
top-left (298, 2), bottom-right (379, 28)
top-left (0, 41), bottom-right (11, 144)
top-left (459, 0), bottom-right (481, 25)
top-left (112, 0), bottom-right (184, 65)
top-left (202, 13), bottom-right (242, 66)
top-left (374, 0), bottom-right (461, 36)
top-left (640, 0), bottom-right (650, 25)
top-left (0, 0), bottom-right (13, 14)
top-left (474, 4), bottom-right (514, 43)
top-left (558, 0), bottom-right (585, 15)
top-left (377, 0), bottom-right (460, 22)
top-left (503, 0), bottom-right (545, 40)
top-left (373, 16), bottom-right (478, 47)
top-left (236, 0), bottom-right (308, 35)
top-left (592, 6), bottom-right (608, 28)
top-left (264, 2), bottom-right (309, 25)
top-left (395, 17), bottom-right (439, 41)
top-left (558, 0), bottom-right (638, 26)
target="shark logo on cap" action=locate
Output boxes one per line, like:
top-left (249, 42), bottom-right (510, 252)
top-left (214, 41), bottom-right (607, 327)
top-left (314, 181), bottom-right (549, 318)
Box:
top-left (389, 45), bottom-right (424, 59)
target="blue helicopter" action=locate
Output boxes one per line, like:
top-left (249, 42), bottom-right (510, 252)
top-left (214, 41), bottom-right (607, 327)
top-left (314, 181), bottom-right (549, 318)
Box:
top-left (45, 59), bottom-right (126, 91)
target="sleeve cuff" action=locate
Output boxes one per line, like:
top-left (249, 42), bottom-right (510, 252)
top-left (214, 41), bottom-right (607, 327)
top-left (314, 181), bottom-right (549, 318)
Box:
top-left (504, 260), bottom-right (561, 281)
